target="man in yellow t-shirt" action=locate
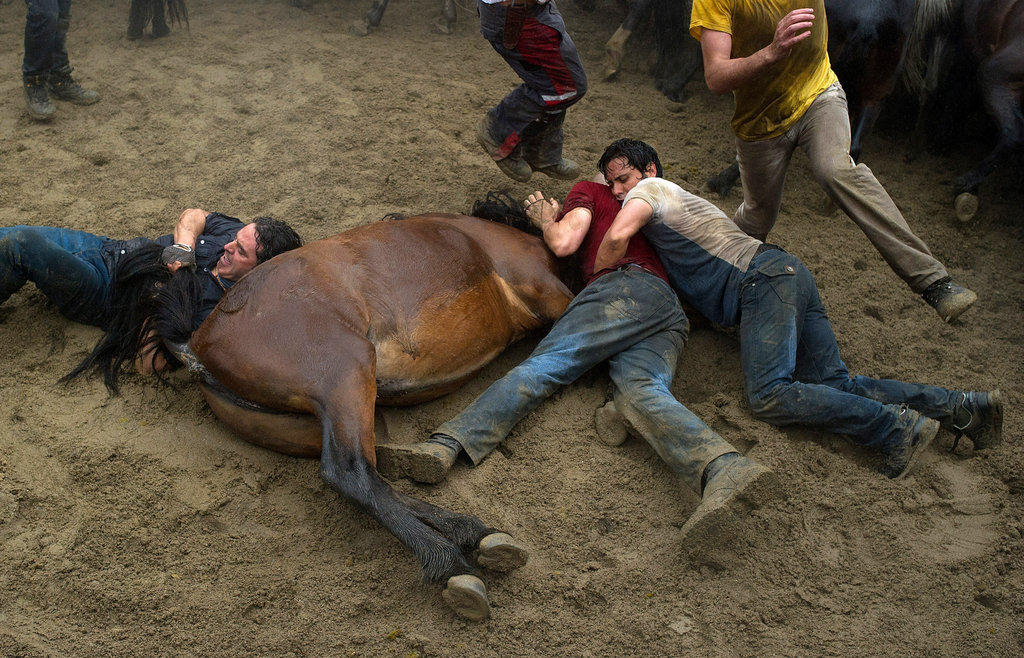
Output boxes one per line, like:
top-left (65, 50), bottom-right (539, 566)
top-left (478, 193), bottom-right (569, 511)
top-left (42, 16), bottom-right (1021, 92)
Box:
top-left (690, 0), bottom-right (978, 323)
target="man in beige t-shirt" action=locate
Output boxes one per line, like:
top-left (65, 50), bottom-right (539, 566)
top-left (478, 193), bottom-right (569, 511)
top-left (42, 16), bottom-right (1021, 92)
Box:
top-left (691, 0), bottom-right (977, 323)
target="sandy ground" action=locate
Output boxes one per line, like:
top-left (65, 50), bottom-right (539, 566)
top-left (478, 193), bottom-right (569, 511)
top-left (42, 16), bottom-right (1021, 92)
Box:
top-left (1, 0), bottom-right (1022, 655)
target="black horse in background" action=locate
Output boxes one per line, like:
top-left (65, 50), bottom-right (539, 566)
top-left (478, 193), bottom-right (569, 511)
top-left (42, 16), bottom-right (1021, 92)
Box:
top-left (601, 0), bottom-right (702, 103)
top-left (127, 0), bottom-right (188, 40)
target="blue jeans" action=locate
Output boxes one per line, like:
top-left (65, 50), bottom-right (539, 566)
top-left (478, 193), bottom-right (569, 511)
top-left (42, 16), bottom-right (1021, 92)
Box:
top-left (435, 268), bottom-right (736, 493)
top-left (0, 225), bottom-right (111, 326)
top-left (739, 249), bottom-right (957, 450)
top-left (23, 0), bottom-right (72, 79)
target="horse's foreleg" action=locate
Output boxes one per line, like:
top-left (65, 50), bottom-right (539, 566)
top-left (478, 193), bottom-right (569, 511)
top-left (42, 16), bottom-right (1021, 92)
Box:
top-left (850, 104), bottom-right (880, 164)
top-left (603, 0), bottom-right (654, 80)
top-left (434, 0), bottom-right (456, 35)
top-left (366, 0), bottom-right (390, 28)
top-left (704, 159), bottom-right (741, 197)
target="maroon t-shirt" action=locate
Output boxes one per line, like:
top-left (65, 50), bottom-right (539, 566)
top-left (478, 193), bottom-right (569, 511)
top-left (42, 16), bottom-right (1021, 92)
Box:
top-left (558, 181), bottom-right (670, 287)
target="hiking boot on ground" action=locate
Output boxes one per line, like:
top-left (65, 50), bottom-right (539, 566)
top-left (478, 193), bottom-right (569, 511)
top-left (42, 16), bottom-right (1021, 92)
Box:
top-left (477, 117), bottom-right (532, 183)
top-left (882, 406), bottom-right (940, 479)
top-left (942, 390), bottom-right (1003, 451)
top-left (47, 69), bottom-right (100, 106)
top-left (375, 439), bottom-right (458, 484)
top-left (530, 158), bottom-right (580, 180)
top-left (680, 456), bottom-right (781, 544)
top-left (922, 277), bottom-right (977, 323)
top-left (24, 76), bottom-right (55, 121)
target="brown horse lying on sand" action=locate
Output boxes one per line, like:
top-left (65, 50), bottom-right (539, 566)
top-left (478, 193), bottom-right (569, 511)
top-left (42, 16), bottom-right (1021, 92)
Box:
top-left (73, 197), bottom-right (573, 620)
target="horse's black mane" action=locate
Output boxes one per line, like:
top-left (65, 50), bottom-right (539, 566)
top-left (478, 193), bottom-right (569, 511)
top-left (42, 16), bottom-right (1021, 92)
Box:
top-left (469, 191), bottom-right (541, 237)
top-left (64, 243), bottom-right (199, 394)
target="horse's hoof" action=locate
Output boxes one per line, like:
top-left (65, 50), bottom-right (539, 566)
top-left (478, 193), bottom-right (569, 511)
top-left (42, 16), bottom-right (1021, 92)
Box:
top-left (477, 533), bottom-right (529, 572)
top-left (442, 574), bottom-right (490, 621)
top-left (350, 19), bottom-right (370, 37)
top-left (432, 19), bottom-right (454, 35)
top-left (954, 192), bottom-right (978, 223)
top-left (602, 62), bottom-right (620, 82)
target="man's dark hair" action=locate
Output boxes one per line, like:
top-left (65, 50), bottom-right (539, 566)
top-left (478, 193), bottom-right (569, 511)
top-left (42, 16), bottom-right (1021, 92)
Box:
top-left (597, 138), bottom-right (663, 178)
top-left (253, 216), bottom-right (303, 264)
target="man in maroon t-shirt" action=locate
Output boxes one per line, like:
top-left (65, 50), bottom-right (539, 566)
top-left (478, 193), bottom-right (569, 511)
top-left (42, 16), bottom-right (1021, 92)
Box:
top-left (379, 171), bottom-right (780, 595)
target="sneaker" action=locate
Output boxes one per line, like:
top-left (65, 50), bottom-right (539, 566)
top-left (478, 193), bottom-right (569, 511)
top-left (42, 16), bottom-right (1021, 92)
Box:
top-left (375, 440), bottom-right (457, 484)
top-left (530, 158), bottom-right (580, 180)
top-left (24, 76), bottom-right (55, 121)
top-left (942, 390), bottom-right (1003, 451)
top-left (680, 456), bottom-right (781, 543)
top-left (882, 406), bottom-right (940, 479)
top-left (47, 69), bottom-right (100, 106)
top-left (922, 277), bottom-right (977, 323)
top-left (476, 117), bottom-right (532, 183)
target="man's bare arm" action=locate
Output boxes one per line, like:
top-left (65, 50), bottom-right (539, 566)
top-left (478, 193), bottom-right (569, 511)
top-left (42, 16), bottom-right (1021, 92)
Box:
top-left (525, 191), bottom-right (592, 257)
top-left (701, 8), bottom-right (815, 95)
top-left (162, 208), bottom-right (209, 273)
top-left (593, 199), bottom-right (654, 272)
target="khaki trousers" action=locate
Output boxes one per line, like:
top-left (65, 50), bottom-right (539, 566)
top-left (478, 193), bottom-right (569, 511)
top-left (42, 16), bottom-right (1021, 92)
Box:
top-left (733, 83), bottom-right (947, 293)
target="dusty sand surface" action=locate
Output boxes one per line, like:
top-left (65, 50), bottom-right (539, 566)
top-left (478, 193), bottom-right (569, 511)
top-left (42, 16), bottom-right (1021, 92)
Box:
top-left (1, 1), bottom-right (1022, 655)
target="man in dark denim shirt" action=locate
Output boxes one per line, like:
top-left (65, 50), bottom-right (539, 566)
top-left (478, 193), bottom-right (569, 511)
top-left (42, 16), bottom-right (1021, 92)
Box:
top-left (0, 209), bottom-right (302, 365)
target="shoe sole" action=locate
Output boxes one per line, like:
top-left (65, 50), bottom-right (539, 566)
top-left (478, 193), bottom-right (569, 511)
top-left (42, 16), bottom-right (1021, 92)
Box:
top-left (895, 417), bottom-right (940, 480)
top-left (972, 389), bottom-right (1004, 450)
top-left (442, 574), bottom-right (490, 621)
top-left (477, 532), bottom-right (529, 572)
top-left (936, 289), bottom-right (978, 323)
top-left (27, 108), bottom-right (54, 121)
top-left (374, 444), bottom-right (447, 484)
top-left (680, 467), bottom-right (782, 545)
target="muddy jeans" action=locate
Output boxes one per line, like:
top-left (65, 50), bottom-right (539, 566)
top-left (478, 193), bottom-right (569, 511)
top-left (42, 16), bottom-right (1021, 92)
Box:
top-left (434, 267), bottom-right (736, 494)
top-left (0, 225), bottom-right (111, 326)
top-left (733, 82), bottom-right (948, 294)
top-left (23, 0), bottom-right (72, 79)
top-left (740, 248), bottom-right (958, 449)
top-left (478, 0), bottom-right (587, 165)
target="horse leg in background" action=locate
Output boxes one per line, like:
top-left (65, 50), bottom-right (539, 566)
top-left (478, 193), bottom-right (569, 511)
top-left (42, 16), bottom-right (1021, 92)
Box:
top-left (704, 158), bottom-right (741, 197)
top-left (127, 0), bottom-right (148, 40)
top-left (351, 0), bottom-right (390, 36)
top-left (952, 43), bottom-right (1024, 221)
top-left (603, 0), bottom-right (655, 81)
top-left (850, 105), bottom-right (880, 164)
top-left (434, 0), bottom-right (457, 35)
top-left (151, 0), bottom-right (170, 38)
top-left (314, 338), bottom-right (497, 620)
top-left (908, 37), bottom-right (952, 161)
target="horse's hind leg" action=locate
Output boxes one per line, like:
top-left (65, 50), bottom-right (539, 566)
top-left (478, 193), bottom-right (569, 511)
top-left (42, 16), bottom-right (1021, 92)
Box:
top-left (314, 341), bottom-right (492, 618)
top-left (433, 0), bottom-right (456, 35)
top-left (392, 491), bottom-right (530, 572)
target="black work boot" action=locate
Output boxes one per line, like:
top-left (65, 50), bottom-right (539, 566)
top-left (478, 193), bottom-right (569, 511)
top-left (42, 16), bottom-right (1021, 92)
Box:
top-left (477, 115), bottom-right (532, 182)
top-left (881, 406), bottom-right (940, 479)
top-left (24, 75), bottom-right (55, 121)
top-left (942, 390), bottom-right (1003, 451)
top-left (47, 68), bottom-right (100, 105)
top-left (523, 110), bottom-right (580, 180)
top-left (922, 276), bottom-right (977, 323)
top-left (127, 0), bottom-right (147, 40)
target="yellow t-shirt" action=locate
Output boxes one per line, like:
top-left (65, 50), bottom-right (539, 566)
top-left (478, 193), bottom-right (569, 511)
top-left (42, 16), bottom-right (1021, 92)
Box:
top-left (690, 0), bottom-right (838, 141)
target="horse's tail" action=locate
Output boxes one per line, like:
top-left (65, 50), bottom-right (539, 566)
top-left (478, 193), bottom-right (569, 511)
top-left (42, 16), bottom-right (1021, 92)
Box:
top-left (469, 191), bottom-right (540, 237)
top-left (903, 0), bottom-right (962, 93)
top-left (63, 244), bottom-right (203, 394)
